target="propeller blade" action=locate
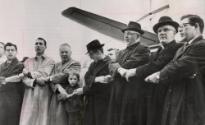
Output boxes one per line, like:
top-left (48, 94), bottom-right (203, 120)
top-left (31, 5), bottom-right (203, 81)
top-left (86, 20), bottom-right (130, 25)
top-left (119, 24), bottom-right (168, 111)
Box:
top-left (62, 7), bottom-right (158, 46)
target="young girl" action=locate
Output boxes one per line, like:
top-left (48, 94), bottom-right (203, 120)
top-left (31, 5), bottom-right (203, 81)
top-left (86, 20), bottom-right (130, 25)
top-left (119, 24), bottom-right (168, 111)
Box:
top-left (57, 72), bottom-right (83, 125)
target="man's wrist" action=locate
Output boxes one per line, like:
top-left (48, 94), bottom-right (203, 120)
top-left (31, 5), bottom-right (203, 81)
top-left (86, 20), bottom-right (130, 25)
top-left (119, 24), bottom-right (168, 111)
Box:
top-left (118, 68), bottom-right (126, 76)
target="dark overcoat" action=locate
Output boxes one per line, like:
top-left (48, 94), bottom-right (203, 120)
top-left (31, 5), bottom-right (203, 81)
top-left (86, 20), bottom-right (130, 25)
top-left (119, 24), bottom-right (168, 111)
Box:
top-left (134, 41), bottom-right (183, 125)
top-left (107, 42), bottom-right (150, 125)
top-left (159, 36), bottom-right (205, 125)
top-left (0, 58), bottom-right (24, 125)
top-left (83, 56), bottom-right (112, 125)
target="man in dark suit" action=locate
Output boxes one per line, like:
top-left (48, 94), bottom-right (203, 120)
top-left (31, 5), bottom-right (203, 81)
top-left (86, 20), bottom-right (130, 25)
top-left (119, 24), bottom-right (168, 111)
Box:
top-left (106, 21), bottom-right (150, 125)
top-left (146, 14), bottom-right (205, 125)
top-left (122, 16), bottom-right (183, 125)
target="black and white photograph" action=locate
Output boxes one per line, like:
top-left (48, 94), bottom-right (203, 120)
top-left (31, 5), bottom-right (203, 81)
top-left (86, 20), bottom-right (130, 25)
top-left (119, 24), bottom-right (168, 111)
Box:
top-left (0, 0), bottom-right (205, 125)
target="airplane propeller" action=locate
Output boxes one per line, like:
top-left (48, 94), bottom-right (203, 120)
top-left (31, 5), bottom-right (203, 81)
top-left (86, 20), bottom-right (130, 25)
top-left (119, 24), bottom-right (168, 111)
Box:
top-left (62, 7), bottom-right (159, 46)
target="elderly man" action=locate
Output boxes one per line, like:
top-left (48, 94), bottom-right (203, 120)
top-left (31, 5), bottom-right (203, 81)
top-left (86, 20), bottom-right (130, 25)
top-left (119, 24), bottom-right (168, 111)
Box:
top-left (106, 21), bottom-right (150, 125)
top-left (123, 16), bottom-right (183, 124)
top-left (0, 43), bottom-right (24, 125)
top-left (147, 14), bottom-right (205, 125)
top-left (48, 43), bottom-right (81, 125)
top-left (17, 37), bottom-right (55, 125)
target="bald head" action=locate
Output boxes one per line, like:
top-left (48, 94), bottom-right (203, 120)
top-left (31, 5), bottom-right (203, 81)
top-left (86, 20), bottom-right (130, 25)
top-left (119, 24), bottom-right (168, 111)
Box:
top-left (59, 43), bottom-right (72, 63)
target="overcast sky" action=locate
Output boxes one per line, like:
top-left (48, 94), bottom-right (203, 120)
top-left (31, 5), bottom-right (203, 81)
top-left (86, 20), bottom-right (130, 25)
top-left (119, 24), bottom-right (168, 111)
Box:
top-left (0, 0), bottom-right (204, 64)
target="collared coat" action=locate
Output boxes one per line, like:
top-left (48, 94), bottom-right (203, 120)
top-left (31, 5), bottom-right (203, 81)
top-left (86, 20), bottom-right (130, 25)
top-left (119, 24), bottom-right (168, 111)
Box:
top-left (48, 59), bottom-right (81, 125)
top-left (0, 58), bottom-right (24, 125)
top-left (107, 42), bottom-right (150, 125)
top-left (83, 56), bottom-right (112, 125)
top-left (19, 56), bottom-right (55, 125)
top-left (159, 36), bottom-right (205, 125)
top-left (134, 41), bottom-right (183, 125)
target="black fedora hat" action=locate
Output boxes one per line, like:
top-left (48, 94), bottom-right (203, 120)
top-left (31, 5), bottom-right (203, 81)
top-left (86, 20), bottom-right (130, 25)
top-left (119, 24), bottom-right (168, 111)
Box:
top-left (153, 16), bottom-right (179, 33)
top-left (122, 21), bottom-right (144, 34)
top-left (86, 39), bottom-right (104, 53)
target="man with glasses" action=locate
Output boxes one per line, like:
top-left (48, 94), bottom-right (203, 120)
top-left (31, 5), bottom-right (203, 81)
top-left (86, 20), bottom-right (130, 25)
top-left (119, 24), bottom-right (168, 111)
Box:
top-left (122, 16), bottom-right (183, 125)
top-left (145, 15), bottom-right (205, 125)
top-left (17, 37), bottom-right (55, 125)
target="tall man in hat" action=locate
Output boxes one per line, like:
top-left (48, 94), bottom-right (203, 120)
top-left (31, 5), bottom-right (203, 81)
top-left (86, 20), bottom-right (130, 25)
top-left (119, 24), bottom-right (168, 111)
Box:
top-left (106, 21), bottom-right (150, 125)
top-left (145, 14), bottom-right (205, 125)
top-left (123, 16), bottom-right (183, 125)
top-left (74, 39), bottom-right (112, 125)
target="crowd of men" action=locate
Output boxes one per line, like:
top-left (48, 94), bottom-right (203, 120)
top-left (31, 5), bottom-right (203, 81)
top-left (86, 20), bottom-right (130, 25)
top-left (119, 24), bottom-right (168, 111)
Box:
top-left (0, 14), bottom-right (205, 125)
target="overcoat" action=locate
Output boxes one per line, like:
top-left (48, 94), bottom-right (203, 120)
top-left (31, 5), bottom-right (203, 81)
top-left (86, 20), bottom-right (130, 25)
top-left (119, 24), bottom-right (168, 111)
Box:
top-left (0, 58), bottom-right (24, 125)
top-left (159, 36), bottom-right (205, 125)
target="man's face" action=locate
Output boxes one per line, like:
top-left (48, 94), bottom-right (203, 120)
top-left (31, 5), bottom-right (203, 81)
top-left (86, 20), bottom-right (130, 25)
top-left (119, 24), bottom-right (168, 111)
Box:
top-left (124, 30), bottom-right (140, 46)
top-left (35, 39), bottom-right (46, 55)
top-left (0, 43), bottom-right (4, 57)
top-left (107, 49), bottom-right (117, 62)
top-left (59, 46), bottom-right (71, 62)
top-left (5, 46), bottom-right (17, 60)
top-left (180, 18), bottom-right (197, 41)
top-left (88, 50), bottom-right (99, 61)
top-left (157, 25), bottom-right (176, 44)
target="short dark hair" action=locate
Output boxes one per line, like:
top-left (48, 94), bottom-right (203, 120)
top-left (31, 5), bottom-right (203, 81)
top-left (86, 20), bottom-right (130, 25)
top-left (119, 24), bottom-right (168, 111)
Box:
top-left (37, 37), bottom-right (47, 47)
top-left (181, 14), bottom-right (204, 33)
top-left (4, 42), bottom-right (17, 51)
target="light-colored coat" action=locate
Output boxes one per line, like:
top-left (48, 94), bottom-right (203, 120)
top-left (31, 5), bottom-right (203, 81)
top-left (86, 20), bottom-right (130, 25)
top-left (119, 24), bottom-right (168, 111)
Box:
top-left (48, 59), bottom-right (81, 125)
top-left (19, 56), bottom-right (54, 125)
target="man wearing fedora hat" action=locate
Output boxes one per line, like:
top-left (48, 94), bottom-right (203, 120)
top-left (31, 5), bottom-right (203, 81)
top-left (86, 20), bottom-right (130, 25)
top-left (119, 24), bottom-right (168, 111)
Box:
top-left (106, 21), bottom-right (150, 125)
top-left (74, 39), bottom-right (112, 125)
top-left (122, 16), bottom-right (183, 125)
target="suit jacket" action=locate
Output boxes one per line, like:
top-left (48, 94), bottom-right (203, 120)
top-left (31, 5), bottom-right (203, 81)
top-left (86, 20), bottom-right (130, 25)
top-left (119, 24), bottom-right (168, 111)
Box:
top-left (159, 36), bottom-right (205, 125)
top-left (50, 59), bottom-right (81, 85)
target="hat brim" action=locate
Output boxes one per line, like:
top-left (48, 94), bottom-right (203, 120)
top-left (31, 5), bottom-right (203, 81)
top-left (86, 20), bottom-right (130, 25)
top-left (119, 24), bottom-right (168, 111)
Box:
top-left (86, 44), bottom-right (104, 54)
top-left (153, 21), bottom-right (179, 33)
top-left (122, 28), bottom-right (144, 34)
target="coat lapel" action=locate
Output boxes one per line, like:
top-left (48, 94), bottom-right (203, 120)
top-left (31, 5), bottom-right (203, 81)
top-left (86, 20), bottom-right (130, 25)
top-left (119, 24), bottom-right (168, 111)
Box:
top-left (174, 36), bottom-right (203, 60)
top-left (92, 57), bottom-right (110, 76)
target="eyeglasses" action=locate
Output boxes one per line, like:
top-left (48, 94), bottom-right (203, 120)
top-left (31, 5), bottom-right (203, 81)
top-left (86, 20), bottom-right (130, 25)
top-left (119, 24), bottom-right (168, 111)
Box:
top-left (181, 23), bottom-right (194, 27)
top-left (35, 42), bottom-right (43, 45)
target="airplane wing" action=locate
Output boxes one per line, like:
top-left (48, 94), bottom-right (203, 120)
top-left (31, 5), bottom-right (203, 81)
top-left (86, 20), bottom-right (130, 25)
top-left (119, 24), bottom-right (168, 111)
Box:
top-left (62, 7), bottom-right (159, 46)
